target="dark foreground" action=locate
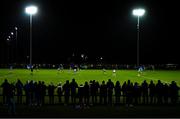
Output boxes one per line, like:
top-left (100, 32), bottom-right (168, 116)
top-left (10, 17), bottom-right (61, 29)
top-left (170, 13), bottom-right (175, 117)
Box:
top-left (0, 104), bottom-right (180, 118)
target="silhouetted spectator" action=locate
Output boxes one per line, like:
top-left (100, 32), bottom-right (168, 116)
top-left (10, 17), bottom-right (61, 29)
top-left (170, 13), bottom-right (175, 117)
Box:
top-left (149, 80), bottom-right (156, 104)
top-left (90, 80), bottom-right (97, 104)
top-left (163, 83), bottom-right (169, 104)
top-left (95, 81), bottom-right (100, 104)
top-left (16, 79), bottom-right (23, 104)
top-left (48, 82), bottom-right (55, 104)
top-left (126, 80), bottom-right (133, 107)
top-left (41, 81), bottom-right (47, 105)
top-left (141, 80), bottom-right (148, 104)
top-left (7, 83), bottom-right (16, 114)
top-left (156, 80), bottom-right (163, 104)
top-left (78, 84), bottom-right (84, 106)
top-left (70, 78), bottom-right (78, 104)
top-left (24, 81), bottom-right (30, 105)
top-left (63, 80), bottom-right (70, 105)
top-left (1, 79), bottom-right (10, 104)
top-left (36, 81), bottom-right (43, 106)
top-left (133, 82), bottom-right (140, 105)
top-left (100, 81), bottom-right (107, 105)
top-left (114, 81), bottom-right (121, 105)
top-left (169, 81), bottom-right (179, 104)
top-left (90, 80), bottom-right (94, 104)
top-left (57, 82), bottom-right (63, 104)
top-left (84, 81), bottom-right (90, 106)
top-left (33, 82), bottom-right (38, 106)
top-left (122, 81), bottom-right (127, 104)
top-left (137, 84), bottom-right (142, 104)
top-left (28, 80), bottom-right (36, 106)
top-left (107, 79), bottom-right (114, 105)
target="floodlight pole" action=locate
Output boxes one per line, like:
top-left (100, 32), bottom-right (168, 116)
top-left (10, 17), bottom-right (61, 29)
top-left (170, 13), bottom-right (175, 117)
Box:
top-left (25, 5), bottom-right (38, 68)
top-left (133, 8), bottom-right (145, 67)
top-left (30, 14), bottom-right (32, 67)
top-left (25, 6), bottom-right (37, 68)
top-left (7, 39), bottom-right (10, 64)
top-left (15, 27), bottom-right (18, 64)
top-left (137, 16), bottom-right (140, 67)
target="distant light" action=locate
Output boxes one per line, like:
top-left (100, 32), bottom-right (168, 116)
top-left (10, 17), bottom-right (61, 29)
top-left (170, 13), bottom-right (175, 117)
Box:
top-left (25, 5), bottom-right (38, 15)
top-left (15, 27), bottom-right (18, 30)
top-left (81, 54), bottom-right (84, 58)
top-left (100, 57), bottom-right (103, 60)
top-left (11, 32), bottom-right (14, 35)
top-left (7, 38), bottom-right (9, 41)
top-left (8, 36), bottom-right (11, 38)
top-left (133, 8), bottom-right (145, 16)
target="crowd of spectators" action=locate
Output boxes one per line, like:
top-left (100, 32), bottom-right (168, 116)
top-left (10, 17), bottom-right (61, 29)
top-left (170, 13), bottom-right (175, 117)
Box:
top-left (1, 78), bottom-right (179, 113)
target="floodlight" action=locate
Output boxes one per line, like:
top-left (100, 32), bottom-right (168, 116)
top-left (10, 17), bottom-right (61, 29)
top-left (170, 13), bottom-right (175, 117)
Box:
top-left (25, 6), bottom-right (38, 15)
top-left (133, 8), bottom-right (145, 16)
top-left (132, 8), bottom-right (146, 67)
top-left (25, 5), bottom-right (38, 67)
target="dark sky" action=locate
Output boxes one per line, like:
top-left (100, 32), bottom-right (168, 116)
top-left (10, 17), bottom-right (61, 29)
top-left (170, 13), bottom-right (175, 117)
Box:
top-left (0, 0), bottom-right (180, 64)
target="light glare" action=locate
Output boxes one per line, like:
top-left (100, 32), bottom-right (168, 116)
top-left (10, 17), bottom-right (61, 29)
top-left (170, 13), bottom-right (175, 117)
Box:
top-left (133, 8), bottom-right (145, 16)
top-left (25, 6), bottom-right (38, 15)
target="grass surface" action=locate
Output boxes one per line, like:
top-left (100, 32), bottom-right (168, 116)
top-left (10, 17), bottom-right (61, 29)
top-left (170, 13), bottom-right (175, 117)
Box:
top-left (1, 69), bottom-right (180, 118)
top-left (0, 69), bottom-right (180, 86)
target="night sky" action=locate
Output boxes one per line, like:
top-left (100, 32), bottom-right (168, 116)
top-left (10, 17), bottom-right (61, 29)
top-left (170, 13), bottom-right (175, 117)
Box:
top-left (0, 0), bottom-right (180, 64)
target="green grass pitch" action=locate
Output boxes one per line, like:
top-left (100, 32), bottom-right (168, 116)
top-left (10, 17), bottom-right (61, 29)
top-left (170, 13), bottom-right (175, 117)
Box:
top-left (0, 69), bottom-right (180, 86)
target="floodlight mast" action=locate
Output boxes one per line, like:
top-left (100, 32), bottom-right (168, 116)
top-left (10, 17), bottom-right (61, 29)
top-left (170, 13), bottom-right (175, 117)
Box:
top-left (137, 15), bottom-right (140, 68)
top-left (15, 27), bottom-right (18, 64)
top-left (132, 8), bottom-right (145, 67)
top-left (30, 14), bottom-right (32, 68)
top-left (25, 5), bottom-right (38, 68)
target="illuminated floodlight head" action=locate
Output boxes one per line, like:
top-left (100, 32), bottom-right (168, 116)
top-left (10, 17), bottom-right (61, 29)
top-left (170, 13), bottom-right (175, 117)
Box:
top-left (7, 38), bottom-right (10, 41)
top-left (133, 8), bottom-right (145, 17)
top-left (25, 5), bottom-right (38, 15)
top-left (11, 32), bottom-right (14, 35)
top-left (15, 27), bottom-right (18, 30)
top-left (8, 36), bottom-right (11, 38)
